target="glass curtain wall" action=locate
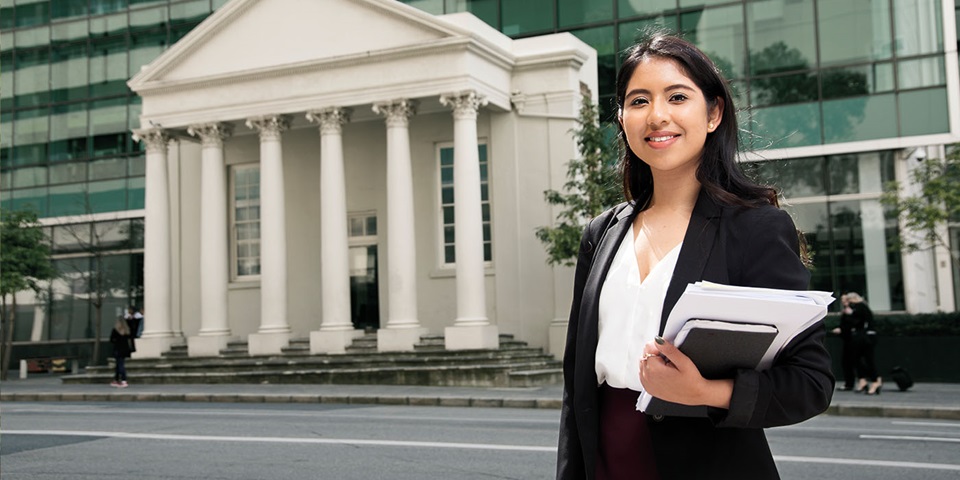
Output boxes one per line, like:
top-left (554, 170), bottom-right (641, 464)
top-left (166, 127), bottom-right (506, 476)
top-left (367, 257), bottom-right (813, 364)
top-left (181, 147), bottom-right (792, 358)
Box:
top-left (0, 0), bottom-right (221, 352)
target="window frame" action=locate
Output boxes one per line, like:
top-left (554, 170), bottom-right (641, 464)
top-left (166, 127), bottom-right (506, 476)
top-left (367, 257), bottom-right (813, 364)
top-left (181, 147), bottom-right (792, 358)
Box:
top-left (435, 140), bottom-right (492, 269)
top-left (230, 163), bottom-right (261, 281)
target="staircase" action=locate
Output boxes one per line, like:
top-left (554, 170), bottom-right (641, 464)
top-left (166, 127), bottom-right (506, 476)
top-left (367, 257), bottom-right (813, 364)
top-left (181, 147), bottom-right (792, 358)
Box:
top-left (64, 332), bottom-right (562, 388)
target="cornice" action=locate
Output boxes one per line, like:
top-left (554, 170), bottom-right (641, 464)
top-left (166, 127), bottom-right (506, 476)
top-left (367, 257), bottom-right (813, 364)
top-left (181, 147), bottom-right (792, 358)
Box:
top-left (514, 48), bottom-right (590, 71)
top-left (132, 37), bottom-right (513, 96)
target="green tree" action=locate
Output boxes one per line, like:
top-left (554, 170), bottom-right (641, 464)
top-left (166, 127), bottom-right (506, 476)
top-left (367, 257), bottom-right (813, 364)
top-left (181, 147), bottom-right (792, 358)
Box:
top-left (0, 209), bottom-right (57, 380)
top-left (535, 96), bottom-right (622, 266)
top-left (881, 145), bottom-right (960, 272)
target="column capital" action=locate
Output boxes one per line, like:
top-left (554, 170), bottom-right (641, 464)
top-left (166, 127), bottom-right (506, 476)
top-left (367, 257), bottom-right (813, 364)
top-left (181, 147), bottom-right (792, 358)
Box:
top-left (306, 107), bottom-right (353, 135)
top-left (245, 115), bottom-right (291, 141)
top-left (187, 122), bottom-right (234, 148)
top-left (372, 99), bottom-right (418, 128)
top-left (132, 128), bottom-right (172, 154)
top-left (440, 91), bottom-right (487, 120)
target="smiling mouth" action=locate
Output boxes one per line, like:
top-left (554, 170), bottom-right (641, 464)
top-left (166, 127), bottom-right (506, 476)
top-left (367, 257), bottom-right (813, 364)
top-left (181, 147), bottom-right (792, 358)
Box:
top-left (646, 134), bottom-right (679, 142)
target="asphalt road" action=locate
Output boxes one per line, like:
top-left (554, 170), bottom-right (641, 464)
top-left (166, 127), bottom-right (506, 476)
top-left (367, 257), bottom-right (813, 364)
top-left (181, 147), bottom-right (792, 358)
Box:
top-left (2, 402), bottom-right (958, 479)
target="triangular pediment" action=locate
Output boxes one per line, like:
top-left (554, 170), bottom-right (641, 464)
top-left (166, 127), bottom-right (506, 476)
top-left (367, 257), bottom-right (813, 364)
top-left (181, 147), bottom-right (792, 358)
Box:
top-left (130, 0), bottom-right (463, 87)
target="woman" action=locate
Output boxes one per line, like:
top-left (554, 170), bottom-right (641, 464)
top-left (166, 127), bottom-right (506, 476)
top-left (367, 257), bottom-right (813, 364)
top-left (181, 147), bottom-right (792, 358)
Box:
top-left (833, 294), bottom-right (864, 391)
top-left (109, 316), bottom-right (132, 388)
top-left (847, 292), bottom-right (880, 395)
top-left (556, 33), bottom-right (834, 480)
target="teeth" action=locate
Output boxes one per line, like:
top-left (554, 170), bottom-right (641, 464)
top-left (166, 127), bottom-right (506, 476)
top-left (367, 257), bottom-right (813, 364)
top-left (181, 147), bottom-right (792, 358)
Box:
top-left (648, 135), bottom-right (675, 142)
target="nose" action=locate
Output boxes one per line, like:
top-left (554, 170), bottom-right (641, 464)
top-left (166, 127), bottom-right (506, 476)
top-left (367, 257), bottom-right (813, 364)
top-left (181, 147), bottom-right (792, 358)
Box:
top-left (647, 99), bottom-right (669, 128)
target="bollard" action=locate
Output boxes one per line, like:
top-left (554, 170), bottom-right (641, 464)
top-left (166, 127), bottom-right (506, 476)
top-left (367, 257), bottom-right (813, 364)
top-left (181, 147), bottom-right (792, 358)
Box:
top-left (20, 359), bottom-right (27, 379)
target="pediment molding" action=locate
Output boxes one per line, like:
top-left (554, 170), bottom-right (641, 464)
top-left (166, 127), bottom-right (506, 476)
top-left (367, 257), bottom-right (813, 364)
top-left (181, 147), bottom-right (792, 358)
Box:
top-left (134, 36), bottom-right (512, 96)
top-left (129, 0), bottom-right (495, 91)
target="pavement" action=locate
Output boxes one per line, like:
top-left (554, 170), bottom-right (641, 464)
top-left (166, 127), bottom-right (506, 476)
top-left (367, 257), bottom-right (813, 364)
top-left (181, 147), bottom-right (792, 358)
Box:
top-left (1, 375), bottom-right (959, 420)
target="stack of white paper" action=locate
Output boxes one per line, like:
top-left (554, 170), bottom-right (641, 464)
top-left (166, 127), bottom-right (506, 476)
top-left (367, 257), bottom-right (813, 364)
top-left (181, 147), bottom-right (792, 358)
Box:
top-left (636, 282), bottom-right (835, 416)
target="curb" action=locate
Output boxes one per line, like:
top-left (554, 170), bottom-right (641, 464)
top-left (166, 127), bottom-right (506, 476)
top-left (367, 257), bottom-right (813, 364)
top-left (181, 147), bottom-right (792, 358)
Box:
top-left (824, 404), bottom-right (960, 421)
top-left (0, 392), bottom-right (564, 410)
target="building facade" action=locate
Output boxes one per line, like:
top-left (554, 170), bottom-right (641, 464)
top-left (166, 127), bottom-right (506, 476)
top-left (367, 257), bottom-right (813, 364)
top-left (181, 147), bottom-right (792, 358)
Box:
top-left (1, 0), bottom-right (957, 363)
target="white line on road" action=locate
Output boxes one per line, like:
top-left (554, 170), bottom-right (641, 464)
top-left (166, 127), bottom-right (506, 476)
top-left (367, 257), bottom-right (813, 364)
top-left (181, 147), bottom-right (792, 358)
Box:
top-left (1, 405), bottom-right (559, 424)
top-left (2, 430), bottom-right (557, 453)
top-left (775, 455), bottom-right (960, 471)
top-left (7, 430), bottom-right (960, 471)
top-left (859, 434), bottom-right (960, 443)
top-left (891, 421), bottom-right (960, 428)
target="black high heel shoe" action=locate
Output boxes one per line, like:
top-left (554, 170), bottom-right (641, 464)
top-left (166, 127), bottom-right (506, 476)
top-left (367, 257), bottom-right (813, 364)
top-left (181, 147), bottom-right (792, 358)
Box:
top-left (854, 378), bottom-right (868, 393)
top-left (866, 380), bottom-right (882, 395)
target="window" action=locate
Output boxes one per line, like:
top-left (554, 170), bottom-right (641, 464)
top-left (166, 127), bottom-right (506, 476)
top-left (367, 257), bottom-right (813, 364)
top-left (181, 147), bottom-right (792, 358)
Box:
top-left (438, 143), bottom-right (491, 266)
top-left (232, 165), bottom-right (260, 278)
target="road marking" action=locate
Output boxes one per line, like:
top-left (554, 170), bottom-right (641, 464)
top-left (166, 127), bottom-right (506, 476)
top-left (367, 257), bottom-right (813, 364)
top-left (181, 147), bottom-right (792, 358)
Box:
top-left (2, 430), bottom-right (557, 453)
top-left (1, 406), bottom-right (558, 425)
top-left (775, 456), bottom-right (960, 471)
top-left (6, 430), bottom-right (960, 471)
top-left (859, 434), bottom-right (960, 443)
top-left (891, 421), bottom-right (960, 428)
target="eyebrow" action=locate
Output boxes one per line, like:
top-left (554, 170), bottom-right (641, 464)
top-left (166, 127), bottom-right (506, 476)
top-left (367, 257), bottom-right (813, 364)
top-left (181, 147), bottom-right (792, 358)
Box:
top-left (624, 84), bottom-right (697, 98)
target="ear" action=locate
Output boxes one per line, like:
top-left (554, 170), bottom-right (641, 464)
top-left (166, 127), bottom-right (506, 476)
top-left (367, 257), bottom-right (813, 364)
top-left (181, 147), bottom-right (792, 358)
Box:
top-left (707, 97), bottom-right (724, 132)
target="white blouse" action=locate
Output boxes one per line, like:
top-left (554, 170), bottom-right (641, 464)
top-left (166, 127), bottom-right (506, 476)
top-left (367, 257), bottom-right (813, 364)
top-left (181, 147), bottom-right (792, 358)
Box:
top-left (595, 223), bottom-right (682, 392)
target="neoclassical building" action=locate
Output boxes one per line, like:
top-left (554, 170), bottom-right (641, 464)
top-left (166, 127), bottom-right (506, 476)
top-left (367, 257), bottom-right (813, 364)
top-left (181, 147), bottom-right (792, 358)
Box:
top-left (126, 0), bottom-right (596, 358)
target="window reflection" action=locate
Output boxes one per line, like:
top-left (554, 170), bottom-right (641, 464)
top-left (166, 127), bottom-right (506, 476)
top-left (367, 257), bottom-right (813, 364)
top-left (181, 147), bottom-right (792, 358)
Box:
top-left (818, 0), bottom-right (892, 66)
top-left (681, 4), bottom-right (744, 79)
top-left (746, 0), bottom-right (816, 76)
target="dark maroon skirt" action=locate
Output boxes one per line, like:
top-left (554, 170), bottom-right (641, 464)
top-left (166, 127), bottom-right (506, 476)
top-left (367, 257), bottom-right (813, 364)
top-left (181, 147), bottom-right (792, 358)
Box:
top-left (595, 383), bottom-right (661, 480)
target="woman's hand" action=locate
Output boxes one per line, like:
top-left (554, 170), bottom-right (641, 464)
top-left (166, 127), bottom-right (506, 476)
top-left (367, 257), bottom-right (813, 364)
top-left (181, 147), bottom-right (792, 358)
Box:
top-left (831, 327), bottom-right (841, 335)
top-left (639, 337), bottom-right (734, 409)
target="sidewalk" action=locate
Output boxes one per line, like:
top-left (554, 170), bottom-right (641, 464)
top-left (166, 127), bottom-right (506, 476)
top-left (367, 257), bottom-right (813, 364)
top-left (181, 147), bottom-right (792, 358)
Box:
top-left (1, 375), bottom-right (958, 420)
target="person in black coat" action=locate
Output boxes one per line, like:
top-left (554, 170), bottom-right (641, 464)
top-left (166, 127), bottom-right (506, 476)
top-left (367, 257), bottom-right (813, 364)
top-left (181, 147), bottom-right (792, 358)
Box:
top-left (556, 33), bottom-right (834, 480)
top-left (846, 292), bottom-right (880, 395)
top-left (833, 294), bottom-right (864, 391)
top-left (109, 316), bottom-right (132, 388)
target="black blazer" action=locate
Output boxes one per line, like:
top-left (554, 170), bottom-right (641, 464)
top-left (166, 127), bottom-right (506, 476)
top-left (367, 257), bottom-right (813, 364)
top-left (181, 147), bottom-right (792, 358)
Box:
top-left (557, 190), bottom-right (835, 480)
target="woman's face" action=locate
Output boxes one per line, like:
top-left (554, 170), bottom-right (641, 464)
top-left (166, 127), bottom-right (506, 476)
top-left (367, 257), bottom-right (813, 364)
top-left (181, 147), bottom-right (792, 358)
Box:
top-left (619, 56), bottom-right (722, 178)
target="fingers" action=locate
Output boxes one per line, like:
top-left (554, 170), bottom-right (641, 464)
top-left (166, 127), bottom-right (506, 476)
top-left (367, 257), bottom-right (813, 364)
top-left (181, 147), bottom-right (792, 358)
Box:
top-left (647, 336), bottom-right (695, 372)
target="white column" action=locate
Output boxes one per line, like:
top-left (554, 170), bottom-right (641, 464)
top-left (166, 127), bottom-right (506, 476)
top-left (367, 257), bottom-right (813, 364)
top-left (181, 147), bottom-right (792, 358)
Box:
top-left (858, 153), bottom-right (891, 311)
top-left (131, 128), bottom-right (175, 358)
top-left (186, 122), bottom-right (235, 356)
top-left (306, 107), bottom-right (362, 354)
top-left (30, 301), bottom-right (45, 342)
top-left (372, 99), bottom-right (428, 352)
top-left (245, 115), bottom-right (292, 355)
top-left (439, 91), bottom-right (499, 350)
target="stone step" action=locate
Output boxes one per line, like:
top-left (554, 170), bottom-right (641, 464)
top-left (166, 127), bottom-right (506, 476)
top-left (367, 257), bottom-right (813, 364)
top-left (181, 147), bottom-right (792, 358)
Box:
top-left (162, 344), bottom-right (189, 358)
top-left (219, 341), bottom-right (249, 358)
top-left (67, 360), bottom-right (563, 388)
top-left (281, 338), bottom-right (310, 355)
top-left (100, 350), bottom-right (557, 375)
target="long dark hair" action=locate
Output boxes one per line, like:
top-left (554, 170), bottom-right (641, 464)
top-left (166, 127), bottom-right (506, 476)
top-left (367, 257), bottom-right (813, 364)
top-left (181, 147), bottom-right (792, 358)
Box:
top-left (615, 33), bottom-right (777, 208)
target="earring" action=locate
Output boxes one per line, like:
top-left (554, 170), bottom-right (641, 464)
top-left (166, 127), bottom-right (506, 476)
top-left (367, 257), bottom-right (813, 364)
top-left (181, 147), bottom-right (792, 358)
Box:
top-left (708, 122), bottom-right (714, 130)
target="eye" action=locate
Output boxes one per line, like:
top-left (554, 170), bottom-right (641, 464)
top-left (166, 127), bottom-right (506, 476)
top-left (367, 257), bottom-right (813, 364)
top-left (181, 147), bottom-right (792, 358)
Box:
top-left (629, 96), bottom-right (649, 106)
top-left (669, 93), bottom-right (688, 102)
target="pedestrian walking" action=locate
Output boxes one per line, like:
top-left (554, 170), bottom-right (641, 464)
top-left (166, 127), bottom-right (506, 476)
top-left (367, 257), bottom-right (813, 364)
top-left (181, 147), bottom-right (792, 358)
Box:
top-left (109, 316), bottom-right (133, 388)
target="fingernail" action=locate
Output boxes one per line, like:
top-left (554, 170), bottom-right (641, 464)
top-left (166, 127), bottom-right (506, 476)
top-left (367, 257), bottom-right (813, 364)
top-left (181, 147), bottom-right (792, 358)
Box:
top-left (654, 336), bottom-right (664, 345)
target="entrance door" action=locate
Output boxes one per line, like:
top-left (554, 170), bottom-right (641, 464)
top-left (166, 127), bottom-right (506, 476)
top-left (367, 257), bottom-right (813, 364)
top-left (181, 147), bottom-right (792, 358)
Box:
top-left (348, 213), bottom-right (379, 331)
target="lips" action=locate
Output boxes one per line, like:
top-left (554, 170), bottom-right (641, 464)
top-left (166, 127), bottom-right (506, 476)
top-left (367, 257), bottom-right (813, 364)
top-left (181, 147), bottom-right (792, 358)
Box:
top-left (645, 132), bottom-right (680, 148)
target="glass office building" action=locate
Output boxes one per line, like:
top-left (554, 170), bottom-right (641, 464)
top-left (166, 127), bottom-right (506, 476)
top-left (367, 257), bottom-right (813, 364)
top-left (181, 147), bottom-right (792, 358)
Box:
top-left (1, 0), bottom-right (957, 359)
